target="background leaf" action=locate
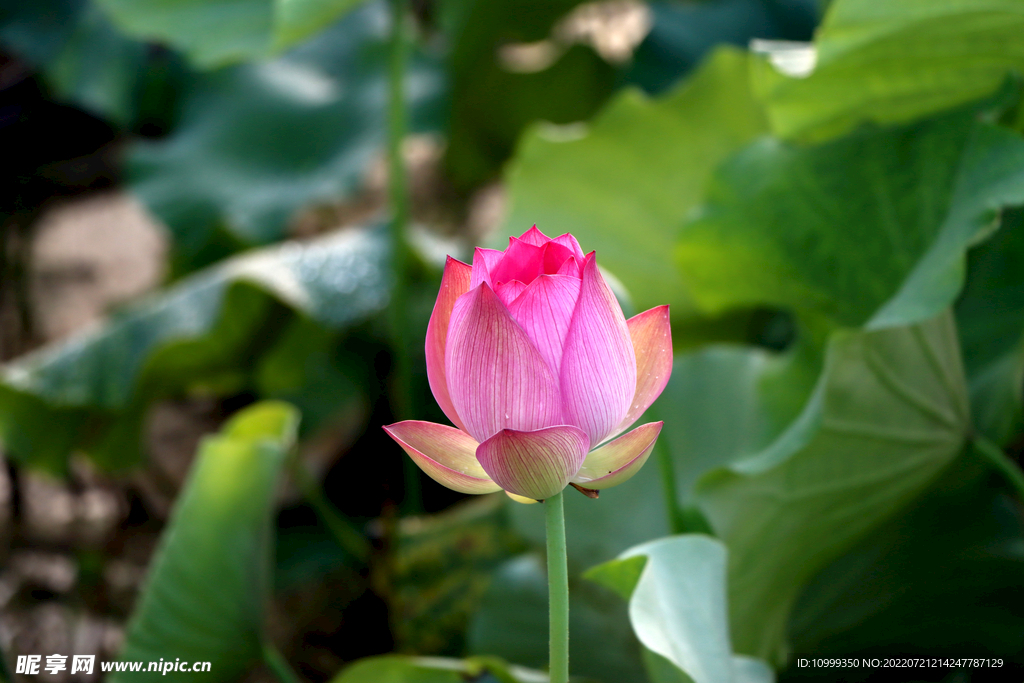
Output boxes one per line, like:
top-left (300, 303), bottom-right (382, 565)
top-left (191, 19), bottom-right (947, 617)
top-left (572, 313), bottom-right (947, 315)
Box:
top-left (391, 495), bottom-right (527, 656)
top-left (128, 0), bottom-right (445, 273)
top-left (0, 0), bottom-right (186, 128)
top-left (754, 0), bottom-right (1024, 140)
top-left (956, 207), bottom-right (1024, 445)
top-left (786, 443), bottom-right (1024, 669)
top-left (110, 401), bottom-right (299, 682)
top-left (695, 312), bottom-right (971, 662)
top-left (678, 111), bottom-right (1024, 332)
top-left (94, 0), bottom-right (365, 68)
top-left (588, 535), bottom-right (774, 683)
top-left (0, 225), bottom-right (389, 472)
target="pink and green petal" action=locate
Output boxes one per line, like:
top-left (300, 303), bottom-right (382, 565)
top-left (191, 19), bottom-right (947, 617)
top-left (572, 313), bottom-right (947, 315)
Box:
top-left (559, 253), bottom-right (637, 446)
top-left (508, 274), bottom-right (581, 375)
top-left (612, 305), bottom-right (673, 438)
top-left (476, 425), bottom-right (590, 500)
top-left (383, 421), bottom-right (500, 494)
top-left (446, 283), bottom-right (564, 443)
top-left (573, 421), bottom-right (663, 490)
top-left (425, 257), bottom-right (472, 432)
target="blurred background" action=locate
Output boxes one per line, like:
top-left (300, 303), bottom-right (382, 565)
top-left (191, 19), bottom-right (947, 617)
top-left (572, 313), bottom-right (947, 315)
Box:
top-left (2, 0), bottom-right (1024, 681)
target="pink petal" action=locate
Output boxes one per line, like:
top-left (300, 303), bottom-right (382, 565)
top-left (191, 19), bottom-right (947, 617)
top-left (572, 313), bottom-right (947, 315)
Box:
top-left (572, 421), bottom-right (662, 490)
top-left (446, 283), bottom-right (564, 443)
top-left (518, 225), bottom-right (552, 246)
top-left (610, 305), bottom-right (674, 439)
top-left (491, 237), bottom-right (544, 286)
top-left (551, 233), bottom-right (586, 265)
top-left (541, 241), bottom-right (575, 275)
top-left (425, 257), bottom-right (472, 431)
top-left (476, 425), bottom-right (589, 500)
top-left (495, 280), bottom-right (527, 308)
top-left (559, 253), bottom-right (637, 446)
top-left (383, 421), bottom-right (500, 494)
top-left (508, 274), bottom-right (581, 375)
top-left (556, 256), bottom-right (580, 278)
top-left (471, 247), bottom-right (504, 289)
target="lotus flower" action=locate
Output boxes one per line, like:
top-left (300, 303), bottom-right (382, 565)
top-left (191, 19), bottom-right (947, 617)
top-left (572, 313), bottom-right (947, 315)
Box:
top-left (384, 226), bottom-right (672, 501)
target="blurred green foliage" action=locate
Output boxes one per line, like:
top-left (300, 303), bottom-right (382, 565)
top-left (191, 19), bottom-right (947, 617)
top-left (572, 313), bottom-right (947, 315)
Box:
top-left (4, 0), bottom-right (1024, 681)
top-left (112, 401), bottom-right (299, 682)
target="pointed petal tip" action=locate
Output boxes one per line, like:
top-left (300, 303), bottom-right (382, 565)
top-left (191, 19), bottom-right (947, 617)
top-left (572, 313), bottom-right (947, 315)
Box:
top-left (519, 224), bottom-right (551, 246)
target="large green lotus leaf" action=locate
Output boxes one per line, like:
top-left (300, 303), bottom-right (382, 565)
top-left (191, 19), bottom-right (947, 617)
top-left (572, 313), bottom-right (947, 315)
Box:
top-left (753, 0), bottom-right (1024, 141)
top-left (94, 0), bottom-right (363, 68)
top-left (694, 311), bottom-right (971, 662)
top-left (332, 655), bottom-right (548, 683)
top-left (110, 401), bottom-right (299, 682)
top-left (956, 207), bottom-right (1024, 445)
top-left (787, 443), bottom-right (1024, 666)
top-left (587, 536), bottom-right (774, 683)
top-left (128, 0), bottom-right (445, 273)
top-left (678, 112), bottom-right (1024, 332)
top-left (0, 226), bottom-right (389, 473)
top-left (658, 344), bottom-right (819, 502)
top-left (466, 554), bottom-right (647, 683)
top-left (504, 47), bottom-right (768, 316)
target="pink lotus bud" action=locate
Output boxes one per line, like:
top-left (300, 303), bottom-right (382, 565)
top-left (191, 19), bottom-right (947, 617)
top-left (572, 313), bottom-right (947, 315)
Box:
top-left (384, 226), bottom-right (672, 501)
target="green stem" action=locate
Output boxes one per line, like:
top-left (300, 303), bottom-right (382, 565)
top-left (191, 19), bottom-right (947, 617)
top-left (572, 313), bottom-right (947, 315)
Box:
top-left (974, 435), bottom-right (1024, 501)
top-left (386, 0), bottom-right (421, 513)
top-left (262, 644), bottom-right (301, 683)
top-left (386, 0), bottom-right (412, 420)
top-left (546, 491), bottom-right (569, 683)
